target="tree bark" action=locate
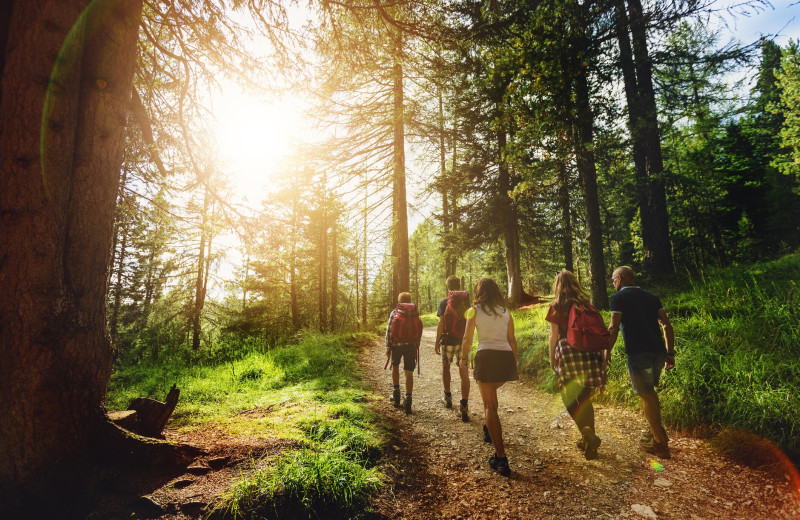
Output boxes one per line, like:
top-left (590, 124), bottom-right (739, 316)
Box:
top-left (626, 0), bottom-right (674, 274)
top-left (0, 0), bottom-right (143, 492)
top-left (614, 0), bottom-right (657, 268)
top-left (391, 57), bottom-right (410, 299)
top-left (557, 158), bottom-right (574, 273)
top-left (330, 222), bottom-right (338, 331)
top-left (192, 184), bottom-right (211, 350)
top-left (571, 23), bottom-right (609, 309)
top-left (497, 129), bottom-right (523, 307)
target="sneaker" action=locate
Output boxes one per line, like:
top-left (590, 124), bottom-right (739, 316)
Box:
top-left (488, 454), bottom-right (511, 476)
top-left (441, 392), bottom-right (453, 409)
top-left (392, 388), bottom-right (401, 408)
top-left (403, 395), bottom-right (412, 415)
top-left (483, 424), bottom-right (492, 444)
top-left (640, 436), bottom-right (671, 459)
top-left (460, 402), bottom-right (469, 422)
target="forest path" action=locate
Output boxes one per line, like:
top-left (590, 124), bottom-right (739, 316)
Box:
top-left (364, 325), bottom-right (800, 520)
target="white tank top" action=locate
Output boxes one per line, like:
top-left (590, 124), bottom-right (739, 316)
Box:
top-left (474, 305), bottom-right (511, 351)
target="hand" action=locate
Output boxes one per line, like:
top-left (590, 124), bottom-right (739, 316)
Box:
top-left (459, 357), bottom-right (468, 369)
top-left (385, 348), bottom-right (391, 358)
top-left (435, 344), bottom-right (441, 355)
top-left (665, 353), bottom-right (675, 371)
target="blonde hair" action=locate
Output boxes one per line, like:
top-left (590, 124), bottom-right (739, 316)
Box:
top-left (552, 270), bottom-right (590, 315)
top-left (397, 292), bottom-right (412, 304)
top-left (446, 275), bottom-right (461, 291)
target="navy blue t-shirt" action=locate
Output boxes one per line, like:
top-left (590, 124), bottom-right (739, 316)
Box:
top-left (609, 286), bottom-right (665, 355)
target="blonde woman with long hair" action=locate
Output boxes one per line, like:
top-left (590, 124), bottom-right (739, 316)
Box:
top-left (460, 278), bottom-right (518, 476)
top-left (545, 270), bottom-right (609, 460)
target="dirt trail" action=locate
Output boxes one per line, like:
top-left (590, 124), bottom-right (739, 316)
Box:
top-left (365, 326), bottom-right (800, 520)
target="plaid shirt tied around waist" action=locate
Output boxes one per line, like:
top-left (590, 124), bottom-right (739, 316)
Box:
top-left (553, 338), bottom-right (609, 390)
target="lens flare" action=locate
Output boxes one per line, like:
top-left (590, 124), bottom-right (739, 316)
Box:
top-left (649, 460), bottom-right (665, 472)
top-left (465, 307), bottom-right (476, 320)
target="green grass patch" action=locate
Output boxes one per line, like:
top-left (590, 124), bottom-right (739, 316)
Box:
top-left (514, 252), bottom-right (800, 460)
top-left (420, 313), bottom-right (439, 327)
top-left (108, 331), bottom-right (385, 518)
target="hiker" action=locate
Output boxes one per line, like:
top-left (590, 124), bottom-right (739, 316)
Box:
top-left (385, 292), bottom-right (424, 414)
top-left (435, 275), bottom-right (471, 421)
top-left (545, 270), bottom-right (610, 460)
top-left (608, 265), bottom-right (675, 459)
top-left (461, 278), bottom-right (518, 476)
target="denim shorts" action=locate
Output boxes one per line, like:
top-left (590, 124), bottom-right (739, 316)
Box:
top-left (626, 351), bottom-right (667, 394)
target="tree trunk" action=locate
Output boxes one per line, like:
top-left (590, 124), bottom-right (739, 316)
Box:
top-left (362, 181), bottom-right (368, 329)
top-left (614, 0), bottom-right (657, 269)
top-left (192, 184), bottom-right (211, 350)
top-left (330, 222), bottom-right (338, 331)
top-left (391, 56), bottom-right (410, 300)
top-left (438, 90), bottom-right (456, 277)
top-left (318, 174), bottom-right (328, 332)
top-left (627, 0), bottom-right (674, 274)
top-left (557, 158), bottom-right (574, 273)
top-left (0, 0), bottom-right (143, 493)
top-left (497, 129), bottom-right (523, 307)
top-left (572, 43), bottom-right (609, 309)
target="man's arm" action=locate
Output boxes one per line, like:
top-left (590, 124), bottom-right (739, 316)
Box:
top-left (658, 309), bottom-right (675, 370)
top-left (608, 312), bottom-right (622, 347)
top-left (435, 317), bottom-right (444, 355)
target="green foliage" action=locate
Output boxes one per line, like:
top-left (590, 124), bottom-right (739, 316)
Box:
top-left (774, 41), bottom-right (800, 191)
top-left (111, 332), bottom-right (384, 518)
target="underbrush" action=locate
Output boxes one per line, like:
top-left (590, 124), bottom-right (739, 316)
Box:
top-left (514, 252), bottom-right (800, 461)
top-left (107, 332), bottom-right (384, 519)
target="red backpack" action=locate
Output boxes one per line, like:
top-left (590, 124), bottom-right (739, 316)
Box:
top-left (566, 303), bottom-right (611, 352)
top-left (443, 291), bottom-right (470, 339)
top-left (389, 303), bottom-right (423, 345)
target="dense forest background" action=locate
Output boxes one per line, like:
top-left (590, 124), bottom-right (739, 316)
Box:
top-left (107, 0), bottom-right (800, 366)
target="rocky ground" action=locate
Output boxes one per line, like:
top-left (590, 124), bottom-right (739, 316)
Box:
top-left (365, 326), bottom-right (800, 520)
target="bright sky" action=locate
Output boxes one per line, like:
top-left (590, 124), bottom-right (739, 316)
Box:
top-left (211, 87), bottom-right (309, 203)
top-left (714, 0), bottom-right (800, 45)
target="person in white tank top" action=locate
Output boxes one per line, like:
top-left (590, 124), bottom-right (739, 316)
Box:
top-left (460, 278), bottom-right (518, 477)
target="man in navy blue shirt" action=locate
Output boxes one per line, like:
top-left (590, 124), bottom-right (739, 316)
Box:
top-left (608, 266), bottom-right (675, 459)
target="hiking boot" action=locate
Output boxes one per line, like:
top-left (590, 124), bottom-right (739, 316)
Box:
top-left (581, 426), bottom-right (601, 460)
top-left (460, 402), bottom-right (469, 422)
top-left (392, 387), bottom-right (401, 408)
top-left (403, 395), bottom-right (412, 415)
top-left (640, 436), bottom-right (671, 459)
top-left (489, 454), bottom-right (511, 477)
top-left (483, 424), bottom-right (492, 444)
top-left (576, 437), bottom-right (586, 451)
top-left (441, 392), bottom-right (453, 409)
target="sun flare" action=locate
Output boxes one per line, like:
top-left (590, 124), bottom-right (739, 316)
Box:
top-left (213, 89), bottom-right (305, 200)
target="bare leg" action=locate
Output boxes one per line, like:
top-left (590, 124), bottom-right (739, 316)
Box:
top-left (459, 362), bottom-right (470, 401)
top-left (442, 360), bottom-right (451, 394)
top-left (391, 364), bottom-right (400, 387)
top-left (404, 369), bottom-right (414, 395)
top-left (477, 380), bottom-right (506, 458)
top-left (639, 392), bottom-right (668, 444)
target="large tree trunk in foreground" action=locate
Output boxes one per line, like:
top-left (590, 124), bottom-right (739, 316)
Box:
top-left (0, 0), bottom-right (143, 494)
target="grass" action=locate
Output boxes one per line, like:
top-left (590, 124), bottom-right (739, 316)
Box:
top-left (107, 332), bottom-right (384, 519)
top-left (514, 252), bottom-right (800, 461)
